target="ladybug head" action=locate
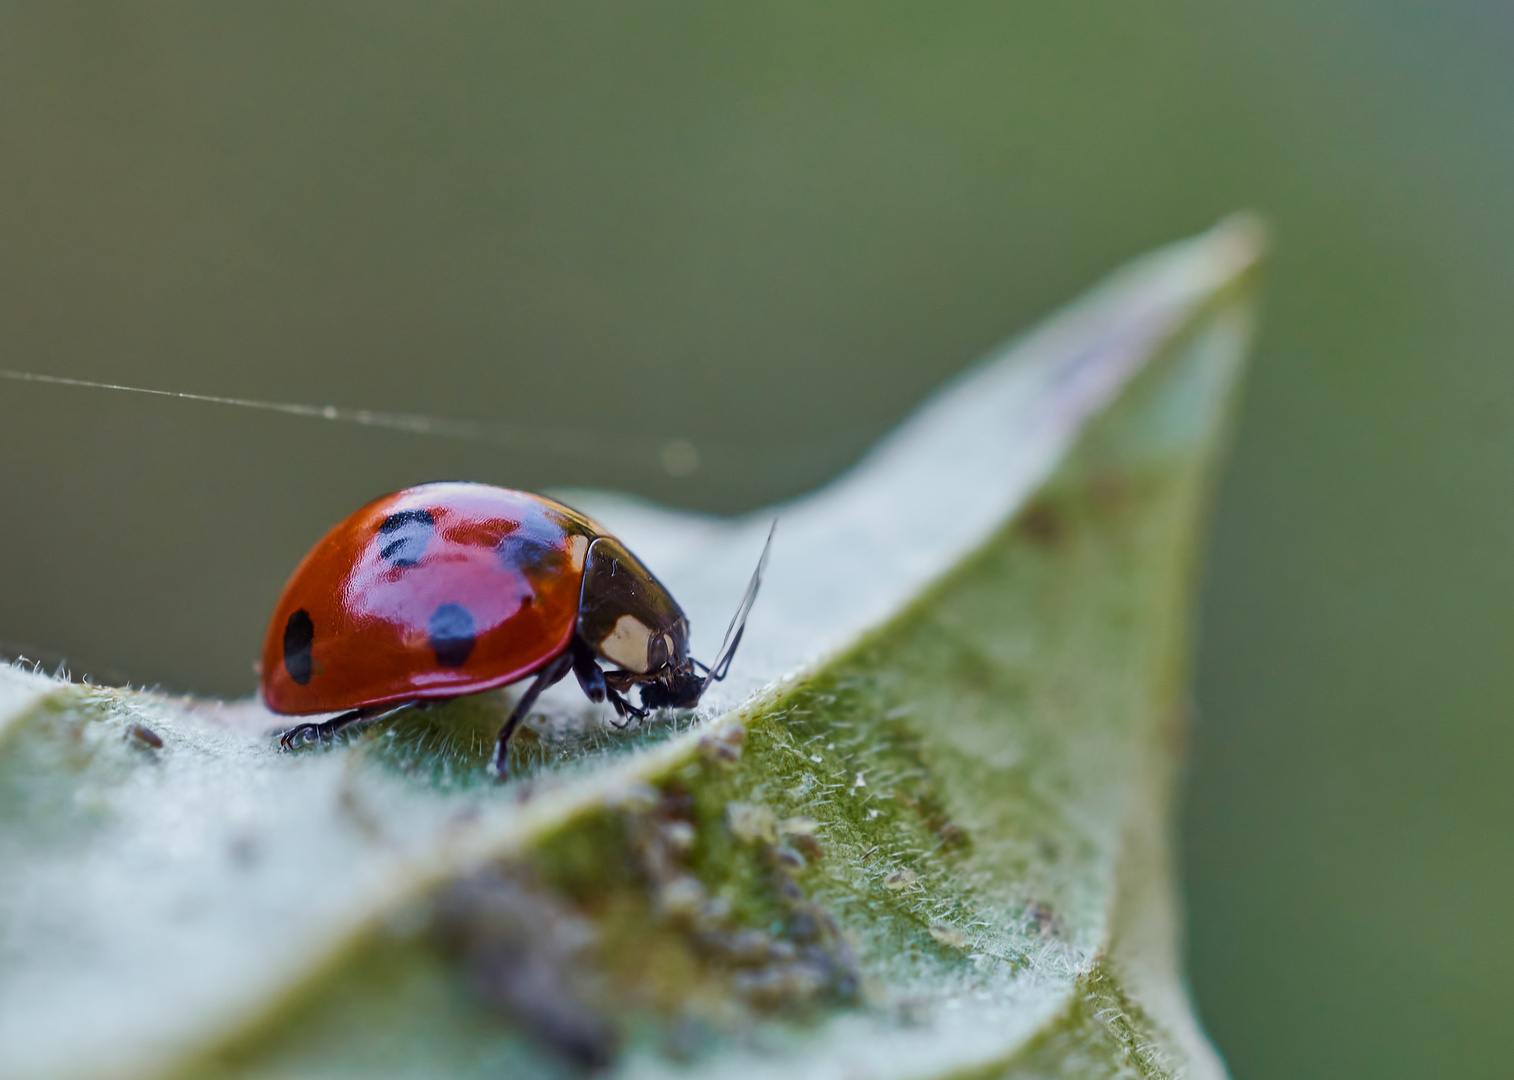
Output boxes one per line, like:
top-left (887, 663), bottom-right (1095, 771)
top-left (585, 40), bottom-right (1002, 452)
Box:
top-left (639, 661), bottom-right (705, 710)
top-left (644, 521), bottom-right (773, 711)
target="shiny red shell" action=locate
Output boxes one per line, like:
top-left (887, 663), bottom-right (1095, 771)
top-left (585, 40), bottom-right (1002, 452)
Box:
top-left (260, 483), bottom-right (602, 716)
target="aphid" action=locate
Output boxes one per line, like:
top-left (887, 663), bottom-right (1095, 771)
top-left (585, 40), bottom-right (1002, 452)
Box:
top-left (127, 723), bottom-right (164, 749)
top-left (261, 482), bottom-right (769, 775)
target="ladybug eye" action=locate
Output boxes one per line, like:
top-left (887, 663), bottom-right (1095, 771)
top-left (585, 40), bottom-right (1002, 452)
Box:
top-left (377, 509), bottom-right (435, 567)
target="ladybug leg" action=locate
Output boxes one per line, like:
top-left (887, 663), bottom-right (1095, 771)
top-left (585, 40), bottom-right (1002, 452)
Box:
top-left (569, 640), bottom-right (646, 730)
top-left (492, 650), bottom-right (574, 778)
top-left (603, 687), bottom-right (647, 729)
top-left (278, 701), bottom-right (418, 750)
top-left (597, 668), bottom-right (650, 728)
top-left (570, 637), bottom-right (607, 704)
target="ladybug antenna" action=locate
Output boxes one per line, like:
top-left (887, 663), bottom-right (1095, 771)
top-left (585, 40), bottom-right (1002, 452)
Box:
top-left (702, 520), bottom-right (776, 690)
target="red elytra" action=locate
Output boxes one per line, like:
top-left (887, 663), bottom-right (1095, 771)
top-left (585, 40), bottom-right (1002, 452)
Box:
top-left (260, 482), bottom-right (767, 775)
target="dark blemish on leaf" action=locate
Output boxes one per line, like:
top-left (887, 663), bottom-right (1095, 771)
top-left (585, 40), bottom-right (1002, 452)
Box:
top-left (936, 822), bottom-right (970, 851)
top-left (905, 789), bottom-right (973, 854)
top-left (282, 609), bottom-right (315, 685)
top-left (428, 603), bottom-right (476, 667)
top-left (127, 723), bottom-right (163, 749)
top-left (1017, 498), bottom-right (1065, 547)
top-left (377, 508), bottom-right (434, 567)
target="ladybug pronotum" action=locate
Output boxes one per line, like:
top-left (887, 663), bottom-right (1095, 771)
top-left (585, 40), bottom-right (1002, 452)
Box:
top-left (260, 482), bottom-right (769, 775)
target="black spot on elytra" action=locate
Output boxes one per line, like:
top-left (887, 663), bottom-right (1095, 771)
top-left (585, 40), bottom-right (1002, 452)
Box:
top-left (497, 530), bottom-right (563, 574)
top-left (378, 508), bottom-right (435, 567)
top-left (283, 609), bottom-right (315, 685)
top-left (428, 603), bottom-right (476, 667)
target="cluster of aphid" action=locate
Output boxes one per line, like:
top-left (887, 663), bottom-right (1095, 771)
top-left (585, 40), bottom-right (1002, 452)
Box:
top-left (424, 724), bottom-right (859, 1072)
top-left (622, 731), bottom-right (862, 1017)
top-left (429, 864), bottom-right (619, 1071)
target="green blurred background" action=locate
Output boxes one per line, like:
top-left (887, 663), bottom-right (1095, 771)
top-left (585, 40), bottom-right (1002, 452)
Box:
top-left (2, 4), bottom-right (1509, 1077)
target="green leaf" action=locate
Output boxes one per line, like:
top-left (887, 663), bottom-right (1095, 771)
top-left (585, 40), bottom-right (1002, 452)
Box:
top-left (0, 217), bottom-right (1262, 1080)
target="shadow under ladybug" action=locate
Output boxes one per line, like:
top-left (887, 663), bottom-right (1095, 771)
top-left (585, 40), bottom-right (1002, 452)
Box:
top-left (263, 483), bottom-right (771, 777)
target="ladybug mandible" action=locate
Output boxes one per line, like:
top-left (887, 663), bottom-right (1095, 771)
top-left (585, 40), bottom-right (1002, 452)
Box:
top-left (261, 482), bottom-right (769, 775)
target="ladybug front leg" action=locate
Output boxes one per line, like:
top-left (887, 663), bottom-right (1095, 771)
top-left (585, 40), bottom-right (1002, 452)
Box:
top-left (603, 687), bottom-right (647, 729)
top-left (572, 639), bottom-right (646, 728)
top-left (598, 668), bottom-right (651, 728)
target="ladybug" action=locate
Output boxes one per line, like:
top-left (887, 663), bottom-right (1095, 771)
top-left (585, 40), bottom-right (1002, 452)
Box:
top-left (261, 482), bottom-right (769, 775)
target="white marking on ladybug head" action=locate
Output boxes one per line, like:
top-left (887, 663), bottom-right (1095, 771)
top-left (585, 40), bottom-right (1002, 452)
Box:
top-left (600, 614), bottom-right (652, 673)
top-left (566, 534), bottom-right (589, 573)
